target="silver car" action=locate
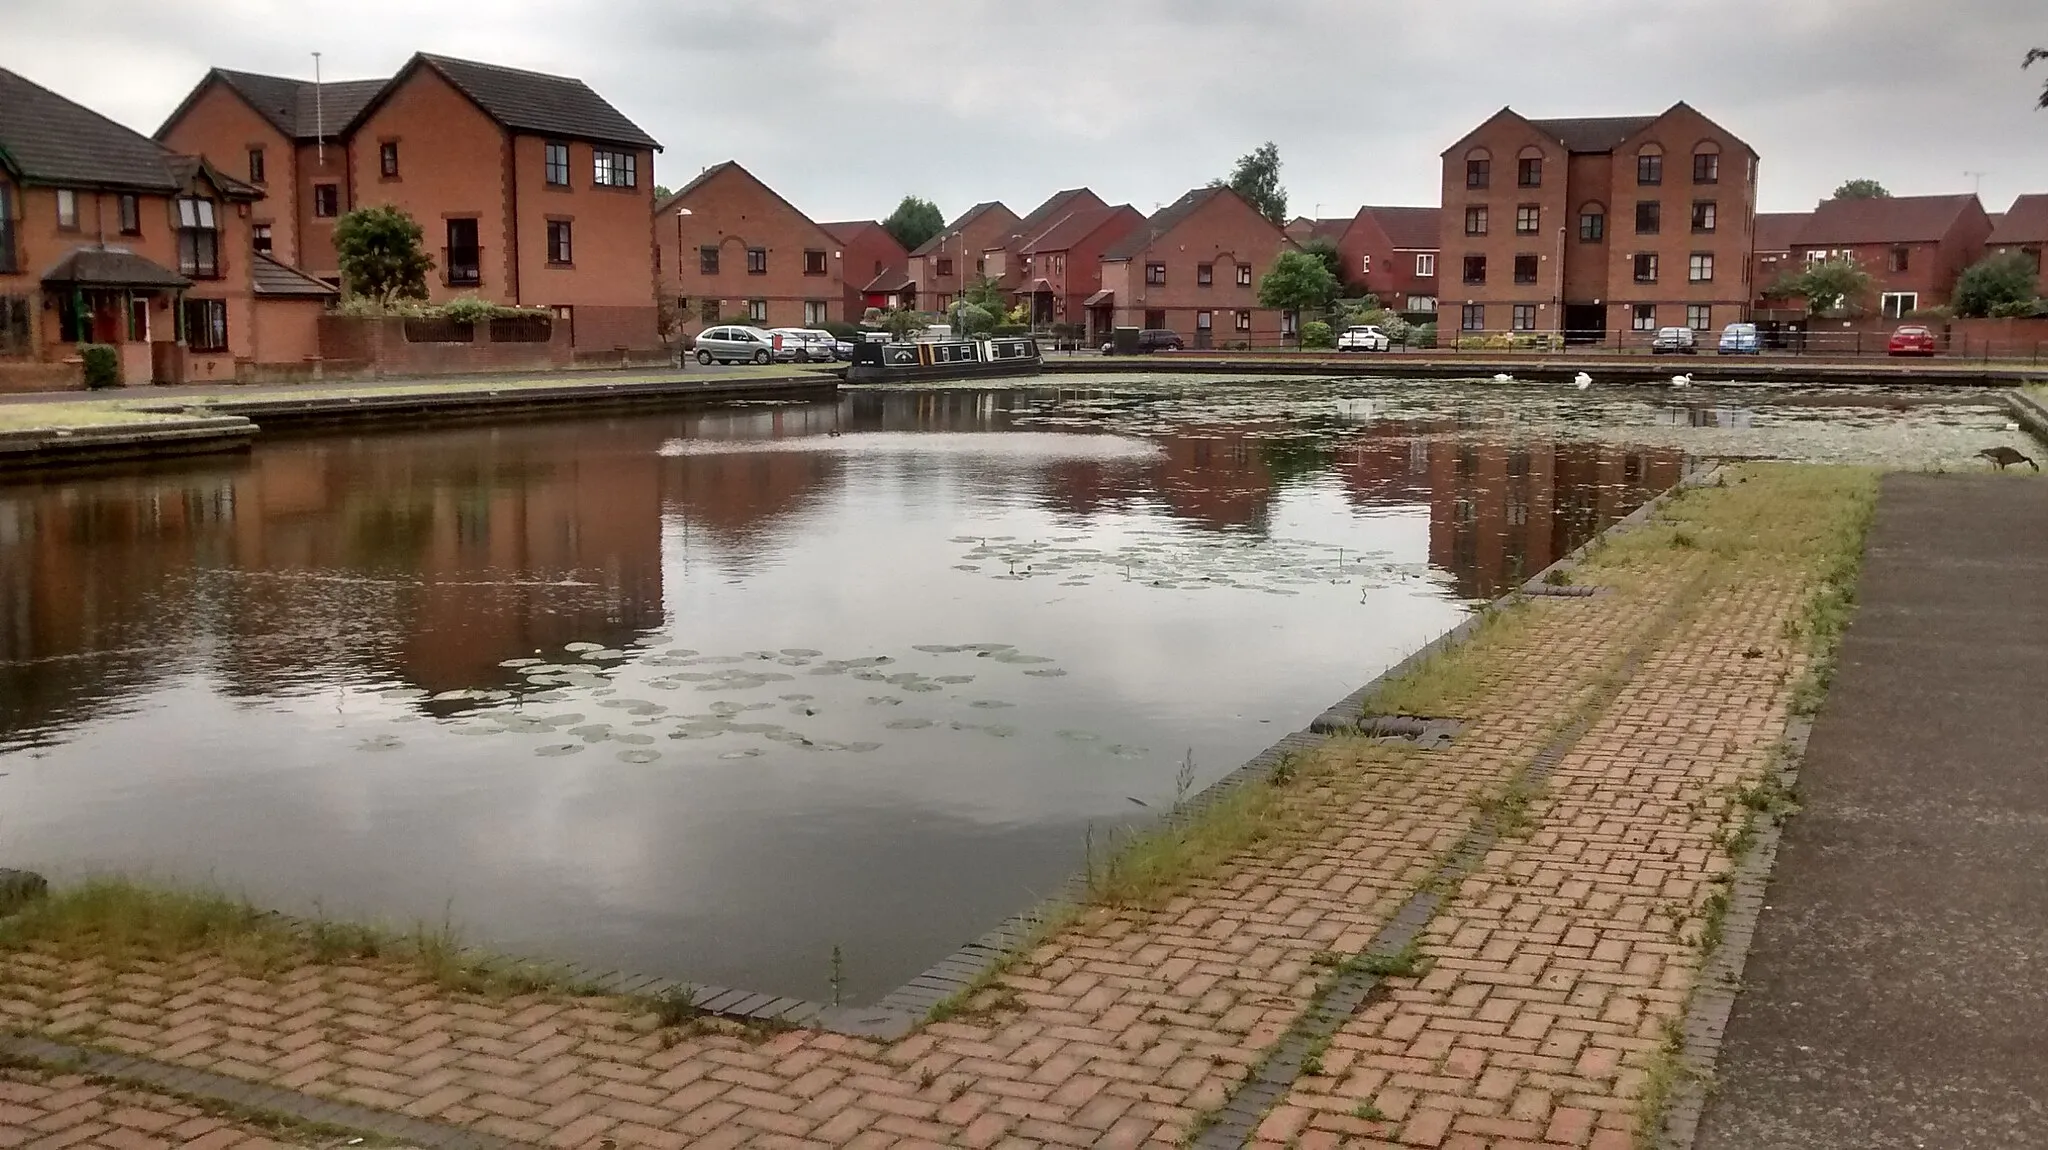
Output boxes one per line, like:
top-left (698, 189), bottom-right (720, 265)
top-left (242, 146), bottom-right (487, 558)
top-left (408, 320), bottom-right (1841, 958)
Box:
top-left (693, 325), bottom-right (791, 365)
top-left (771, 328), bottom-right (839, 363)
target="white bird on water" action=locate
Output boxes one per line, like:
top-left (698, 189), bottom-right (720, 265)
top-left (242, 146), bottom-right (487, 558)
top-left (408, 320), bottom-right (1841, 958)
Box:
top-left (1671, 373), bottom-right (1693, 388)
top-left (2006, 420), bottom-right (2023, 432)
top-left (1492, 373), bottom-right (1515, 383)
top-left (1574, 371), bottom-right (1593, 390)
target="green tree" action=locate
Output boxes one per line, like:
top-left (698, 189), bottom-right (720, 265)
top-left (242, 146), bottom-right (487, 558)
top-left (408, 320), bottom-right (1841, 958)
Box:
top-left (1952, 251), bottom-right (2043, 317)
top-left (1831, 178), bottom-right (1891, 200)
top-left (654, 184), bottom-right (674, 201)
top-left (880, 306), bottom-right (927, 340)
top-left (1257, 249), bottom-right (1340, 316)
top-left (2029, 48), bottom-right (2048, 109)
top-left (949, 302), bottom-right (996, 336)
top-left (1301, 237), bottom-right (1345, 286)
top-left (1298, 320), bottom-right (1334, 349)
top-left (1211, 142), bottom-right (1287, 226)
top-left (1772, 256), bottom-right (1874, 316)
top-left (334, 205), bottom-right (433, 303)
top-left (959, 274), bottom-right (1007, 315)
top-left (884, 196), bottom-right (946, 251)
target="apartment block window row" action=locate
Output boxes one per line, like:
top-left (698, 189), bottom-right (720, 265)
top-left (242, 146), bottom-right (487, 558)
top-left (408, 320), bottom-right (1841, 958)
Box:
top-left (1146, 262), bottom-right (1166, 285)
top-left (593, 150), bottom-right (637, 188)
top-left (1462, 254), bottom-right (1487, 284)
top-left (1518, 156), bottom-right (1542, 188)
top-left (1632, 303), bottom-right (1657, 331)
top-left (1638, 150), bottom-right (1663, 186)
top-left (1633, 253), bottom-right (1658, 284)
top-left (1579, 206), bottom-right (1605, 243)
top-left (1687, 304), bottom-right (1712, 331)
top-left (1636, 201), bottom-right (1661, 235)
top-left (1461, 303), bottom-right (1485, 332)
top-left (1465, 206), bottom-right (1488, 236)
top-left (544, 142), bottom-right (570, 186)
top-left (1467, 153), bottom-right (1490, 189)
top-left (1689, 253), bottom-right (1714, 283)
top-left (1693, 151), bottom-right (1720, 184)
top-left (1512, 303), bottom-right (1537, 331)
top-left (1514, 254), bottom-right (1539, 284)
top-left (1515, 205), bottom-right (1540, 235)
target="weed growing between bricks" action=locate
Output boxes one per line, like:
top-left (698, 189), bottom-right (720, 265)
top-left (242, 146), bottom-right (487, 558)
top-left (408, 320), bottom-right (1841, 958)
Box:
top-left (0, 878), bottom-right (602, 999)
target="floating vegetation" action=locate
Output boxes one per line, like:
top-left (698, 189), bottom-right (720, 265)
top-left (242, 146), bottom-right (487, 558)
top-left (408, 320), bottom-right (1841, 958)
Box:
top-left (534, 743), bottom-right (582, 757)
top-left (356, 734), bottom-right (403, 752)
top-left (617, 749), bottom-right (661, 764)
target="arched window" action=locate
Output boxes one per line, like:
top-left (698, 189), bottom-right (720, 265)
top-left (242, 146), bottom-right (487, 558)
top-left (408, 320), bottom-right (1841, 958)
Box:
top-left (1465, 148), bottom-right (1492, 190)
top-left (1516, 145), bottom-right (1545, 189)
top-left (1578, 201), bottom-right (1607, 243)
top-left (1692, 140), bottom-right (1722, 185)
top-left (1636, 144), bottom-right (1664, 187)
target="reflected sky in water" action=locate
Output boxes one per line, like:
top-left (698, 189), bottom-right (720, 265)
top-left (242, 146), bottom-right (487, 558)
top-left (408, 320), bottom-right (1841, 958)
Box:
top-left (0, 383), bottom-right (1690, 1001)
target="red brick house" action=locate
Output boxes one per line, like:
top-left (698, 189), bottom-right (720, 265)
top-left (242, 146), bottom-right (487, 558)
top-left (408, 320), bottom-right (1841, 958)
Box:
top-left (1354, 207), bottom-right (1441, 315)
top-left (161, 53), bottom-right (663, 357)
top-left (1, 66), bottom-right (332, 390)
top-left (1441, 103), bottom-right (1758, 343)
top-left (1094, 187), bottom-right (1294, 348)
top-left (817, 220), bottom-right (908, 321)
top-left (982, 188), bottom-right (1106, 297)
top-left (1789, 193), bottom-right (1991, 321)
top-left (906, 201), bottom-right (1017, 311)
top-left (1986, 194), bottom-right (2048, 296)
top-left (157, 68), bottom-right (384, 279)
top-left (1014, 203), bottom-right (1146, 326)
top-left (655, 161), bottom-right (843, 337)
top-left (1749, 211), bottom-right (1810, 313)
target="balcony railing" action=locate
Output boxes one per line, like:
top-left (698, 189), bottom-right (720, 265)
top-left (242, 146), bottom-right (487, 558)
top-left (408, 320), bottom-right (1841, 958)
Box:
top-left (444, 246), bottom-right (482, 287)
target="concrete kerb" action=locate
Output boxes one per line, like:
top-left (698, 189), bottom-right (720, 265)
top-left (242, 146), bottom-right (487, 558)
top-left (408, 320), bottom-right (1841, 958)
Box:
top-left (1654, 713), bottom-right (1816, 1150)
top-left (0, 416), bottom-right (257, 472)
top-left (2004, 388), bottom-right (2048, 448)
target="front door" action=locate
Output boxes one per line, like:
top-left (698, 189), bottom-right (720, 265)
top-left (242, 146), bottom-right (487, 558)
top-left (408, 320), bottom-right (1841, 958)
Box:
top-left (446, 219), bottom-right (481, 287)
top-left (1563, 304), bottom-right (1607, 346)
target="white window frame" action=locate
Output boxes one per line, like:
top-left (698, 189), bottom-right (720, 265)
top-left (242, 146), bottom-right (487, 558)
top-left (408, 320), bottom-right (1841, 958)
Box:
top-left (1688, 253), bottom-right (1714, 283)
top-left (1631, 304), bottom-right (1657, 332)
top-left (56, 189), bottom-right (79, 229)
top-left (1359, 254), bottom-right (1372, 275)
top-left (1236, 264), bottom-right (1252, 287)
top-left (1415, 253), bottom-right (1436, 277)
top-left (593, 150), bottom-right (637, 188)
top-left (1406, 295), bottom-right (1437, 313)
top-left (804, 300), bottom-right (828, 325)
top-left (747, 299), bottom-right (767, 323)
top-left (1687, 304), bottom-right (1712, 331)
top-left (1880, 292), bottom-right (1919, 320)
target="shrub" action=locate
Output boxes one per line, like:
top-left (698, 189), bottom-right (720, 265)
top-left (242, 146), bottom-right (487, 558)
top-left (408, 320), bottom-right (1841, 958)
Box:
top-left (439, 295), bottom-right (500, 324)
top-left (821, 320), bottom-right (858, 340)
top-left (1410, 322), bottom-right (1438, 349)
top-left (80, 343), bottom-right (121, 389)
top-left (991, 323), bottom-right (1029, 337)
top-left (1989, 298), bottom-right (2048, 319)
top-left (1300, 319), bottom-right (1335, 348)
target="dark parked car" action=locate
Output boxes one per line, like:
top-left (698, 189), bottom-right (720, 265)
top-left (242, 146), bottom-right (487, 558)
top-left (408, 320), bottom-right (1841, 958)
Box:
top-left (1102, 328), bottom-right (1186, 354)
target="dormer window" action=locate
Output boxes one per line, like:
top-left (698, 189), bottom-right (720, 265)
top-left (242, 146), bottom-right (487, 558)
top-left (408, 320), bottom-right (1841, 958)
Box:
top-left (176, 196), bottom-right (220, 278)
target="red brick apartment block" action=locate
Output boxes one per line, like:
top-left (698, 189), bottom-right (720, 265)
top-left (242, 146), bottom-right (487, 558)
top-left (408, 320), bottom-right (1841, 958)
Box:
top-left (657, 161), bottom-right (846, 335)
top-left (1094, 186), bottom-right (1295, 347)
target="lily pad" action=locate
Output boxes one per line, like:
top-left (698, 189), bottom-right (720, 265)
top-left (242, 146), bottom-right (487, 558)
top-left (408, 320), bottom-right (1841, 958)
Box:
top-left (865, 696), bottom-right (902, 706)
top-left (933, 675), bottom-right (975, 684)
top-left (844, 741), bottom-right (882, 753)
top-left (969, 700), bottom-right (1014, 709)
top-left (780, 648), bottom-right (823, 657)
top-left (499, 658), bottom-right (542, 668)
top-left (565, 642), bottom-right (604, 653)
top-left (719, 748), bottom-right (764, 760)
top-left (913, 644), bottom-right (962, 653)
top-left (885, 718), bottom-right (934, 730)
top-left (1057, 730), bottom-right (1100, 742)
top-left (900, 682), bottom-right (943, 692)
top-left (992, 652), bottom-right (1055, 664)
top-left (1024, 668), bottom-right (1068, 678)
top-left (535, 743), bottom-right (584, 757)
top-left (617, 749), bottom-right (661, 764)
top-left (615, 733), bottom-right (657, 746)
top-left (779, 693), bottom-right (815, 702)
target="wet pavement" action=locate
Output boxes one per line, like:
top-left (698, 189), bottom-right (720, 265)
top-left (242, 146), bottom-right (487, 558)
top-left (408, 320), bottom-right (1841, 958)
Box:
top-left (1696, 473), bottom-right (2048, 1149)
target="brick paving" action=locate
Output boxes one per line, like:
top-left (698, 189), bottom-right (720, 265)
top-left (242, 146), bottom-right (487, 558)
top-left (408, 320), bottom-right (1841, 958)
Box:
top-left (0, 1065), bottom-right (321, 1149)
top-left (1266, 569), bottom-right (1809, 1149)
top-left (0, 507), bottom-right (1833, 1149)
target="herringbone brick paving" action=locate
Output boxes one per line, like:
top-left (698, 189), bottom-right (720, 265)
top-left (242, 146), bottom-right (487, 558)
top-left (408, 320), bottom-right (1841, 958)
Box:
top-left (1263, 567), bottom-right (1809, 1149)
top-left (0, 1067), bottom-right (318, 1149)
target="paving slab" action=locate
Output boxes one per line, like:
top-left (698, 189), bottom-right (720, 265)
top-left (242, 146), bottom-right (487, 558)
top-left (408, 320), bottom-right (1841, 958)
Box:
top-left (1696, 474), bottom-right (2048, 1150)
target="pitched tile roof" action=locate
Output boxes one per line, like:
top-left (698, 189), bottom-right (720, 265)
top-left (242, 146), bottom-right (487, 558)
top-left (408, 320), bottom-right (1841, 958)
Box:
top-left (1102, 187), bottom-right (1234, 261)
top-left (350, 54), bottom-right (658, 151)
top-left (910, 201), bottom-right (1009, 256)
top-left (251, 253), bottom-right (339, 297)
top-left (1021, 205), bottom-right (1140, 255)
top-left (1525, 115), bottom-right (1661, 154)
top-left (1287, 217), bottom-right (1351, 245)
top-left (1988, 194), bottom-right (2048, 245)
top-left (862, 268), bottom-right (916, 293)
top-left (165, 155), bottom-right (262, 200)
top-left (1007, 188), bottom-right (1100, 247)
top-left (39, 245), bottom-right (189, 288)
top-left (0, 67), bottom-right (179, 191)
top-left (817, 220), bottom-right (881, 244)
top-left (1752, 212), bottom-right (1811, 253)
top-left (1796, 194), bottom-right (1984, 247)
top-left (200, 69), bottom-right (385, 140)
top-left (1362, 206), bottom-right (1440, 250)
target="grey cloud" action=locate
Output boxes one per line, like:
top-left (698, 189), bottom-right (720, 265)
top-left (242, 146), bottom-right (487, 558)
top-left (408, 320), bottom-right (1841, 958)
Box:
top-left (4, 0), bottom-right (2045, 221)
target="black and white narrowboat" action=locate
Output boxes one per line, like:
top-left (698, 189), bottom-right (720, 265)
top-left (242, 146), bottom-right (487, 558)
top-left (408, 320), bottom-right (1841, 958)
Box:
top-left (842, 337), bottom-right (1042, 384)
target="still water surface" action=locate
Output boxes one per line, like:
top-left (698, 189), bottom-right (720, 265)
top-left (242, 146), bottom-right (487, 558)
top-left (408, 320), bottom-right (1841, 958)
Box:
top-left (0, 383), bottom-right (1690, 1001)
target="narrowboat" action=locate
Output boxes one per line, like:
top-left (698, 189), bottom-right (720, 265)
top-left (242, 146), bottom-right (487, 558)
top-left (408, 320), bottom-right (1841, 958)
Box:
top-left (842, 336), bottom-right (1042, 384)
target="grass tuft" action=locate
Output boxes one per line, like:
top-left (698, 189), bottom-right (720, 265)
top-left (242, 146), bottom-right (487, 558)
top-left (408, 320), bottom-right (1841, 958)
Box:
top-left (1362, 602), bottom-right (1538, 719)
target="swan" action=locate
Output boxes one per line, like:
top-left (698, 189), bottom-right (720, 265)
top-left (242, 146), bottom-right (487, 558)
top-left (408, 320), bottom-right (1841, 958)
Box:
top-left (1491, 373), bottom-right (1514, 383)
top-left (1573, 372), bottom-right (1593, 390)
top-left (1671, 373), bottom-right (1693, 387)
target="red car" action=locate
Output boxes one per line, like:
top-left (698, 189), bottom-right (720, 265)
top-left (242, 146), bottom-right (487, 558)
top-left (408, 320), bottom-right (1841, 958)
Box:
top-left (1887, 325), bottom-right (1937, 357)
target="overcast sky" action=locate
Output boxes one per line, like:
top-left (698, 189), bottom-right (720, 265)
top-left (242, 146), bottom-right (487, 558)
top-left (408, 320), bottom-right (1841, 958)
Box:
top-left (7, 0), bottom-right (2046, 223)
